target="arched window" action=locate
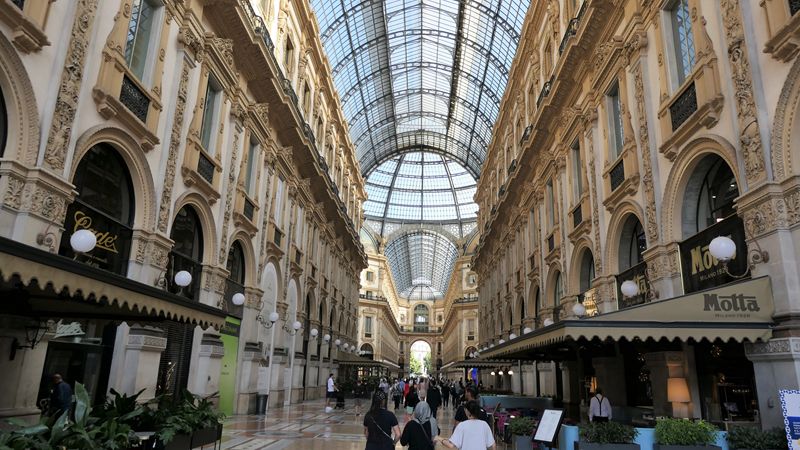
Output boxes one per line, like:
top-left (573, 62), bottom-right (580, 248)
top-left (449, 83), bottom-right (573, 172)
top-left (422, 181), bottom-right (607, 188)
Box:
top-left (553, 272), bottom-right (563, 307)
top-left (223, 241), bottom-right (246, 317)
top-left (168, 206), bottom-right (203, 300)
top-left (579, 250), bottom-right (595, 293)
top-left (0, 83), bottom-right (7, 157)
top-left (59, 144), bottom-right (134, 275)
top-left (534, 287), bottom-right (541, 317)
top-left (619, 215), bottom-right (646, 272)
top-left (413, 304), bottom-right (430, 332)
top-left (682, 155), bottom-right (739, 238)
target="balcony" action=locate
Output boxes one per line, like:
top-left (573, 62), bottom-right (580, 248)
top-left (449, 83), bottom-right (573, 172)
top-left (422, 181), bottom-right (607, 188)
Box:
top-left (536, 75), bottom-right (554, 108)
top-left (609, 159), bottom-right (625, 192)
top-left (401, 326), bottom-right (442, 334)
top-left (508, 159), bottom-right (518, 175)
top-left (233, 189), bottom-right (258, 236)
top-left (763, 0), bottom-right (800, 61)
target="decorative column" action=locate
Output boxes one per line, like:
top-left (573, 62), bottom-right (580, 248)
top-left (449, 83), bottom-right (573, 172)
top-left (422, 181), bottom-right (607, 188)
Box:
top-left (117, 325), bottom-right (167, 401)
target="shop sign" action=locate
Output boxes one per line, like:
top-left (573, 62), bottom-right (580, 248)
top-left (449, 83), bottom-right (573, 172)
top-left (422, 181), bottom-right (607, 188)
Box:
top-left (616, 262), bottom-right (649, 309)
top-left (60, 206), bottom-right (132, 275)
top-left (779, 390), bottom-right (800, 449)
top-left (221, 318), bottom-right (241, 337)
top-left (679, 215), bottom-right (747, 294)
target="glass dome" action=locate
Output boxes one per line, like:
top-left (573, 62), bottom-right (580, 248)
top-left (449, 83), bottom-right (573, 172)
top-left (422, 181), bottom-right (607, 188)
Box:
top-left (364, 151), bottom-right (478, 225)
top-left (384, 230), bottom-right (458, 301)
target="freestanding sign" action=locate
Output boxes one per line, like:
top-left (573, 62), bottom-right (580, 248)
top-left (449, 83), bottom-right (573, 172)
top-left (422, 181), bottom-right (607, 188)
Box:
top-left (533, 409), bottom-right (564, 446)
top-left (780, 390), bottom-right (800, 449)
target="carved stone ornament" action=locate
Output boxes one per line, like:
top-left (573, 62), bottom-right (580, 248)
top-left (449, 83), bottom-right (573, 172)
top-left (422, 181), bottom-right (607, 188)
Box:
top-left (719, 0), bottom-right (767, 186)
top-left (585, 127), bottom-right (604, 275)
top-left (157, 60), bottom-right (191, 233)
top-left (632, 63), bottom-right (660, 243)
top-left (43, 0), bottom-right (99, 172)
top-left (219, 127), bottom-right (243, 265)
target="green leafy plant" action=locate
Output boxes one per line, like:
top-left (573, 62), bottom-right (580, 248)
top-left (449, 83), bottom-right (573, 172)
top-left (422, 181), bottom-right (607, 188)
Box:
top-left (507, 417), bottom-right (537, 436)
top-left (154, 390), bottom-right (225, 444)
top-left (727, 427), bottom-right (785, 450)
top-left (580, 421), bottom-right (638, 444)
top-left (655, 418), bottom-right (717, 446)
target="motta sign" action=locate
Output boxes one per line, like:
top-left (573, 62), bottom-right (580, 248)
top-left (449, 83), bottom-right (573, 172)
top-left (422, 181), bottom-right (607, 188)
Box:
top-left (703, 293), bottom-right (759, 313)
top-left (680, 216), bottom-right (748, 294)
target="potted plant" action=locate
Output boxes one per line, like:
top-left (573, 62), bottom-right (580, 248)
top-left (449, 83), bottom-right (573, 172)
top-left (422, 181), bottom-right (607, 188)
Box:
top-left (152, 391), bottom-right (224, 450)
top-left (727, 427), bottom-right (785, 450)
top-left (654, 418), bottom-right (721, 450)
top-left (507, 416), bottom-right (537, 450)
top-left (577, 421), bottom-right (640, 450)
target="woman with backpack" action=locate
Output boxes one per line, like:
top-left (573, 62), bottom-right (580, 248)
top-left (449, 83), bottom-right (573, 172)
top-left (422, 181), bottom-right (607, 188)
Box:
top-left (400, 401), bottom-right (439, 450)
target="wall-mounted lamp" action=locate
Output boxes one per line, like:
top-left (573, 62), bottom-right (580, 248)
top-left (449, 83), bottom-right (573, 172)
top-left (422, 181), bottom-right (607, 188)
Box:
top-left (709, 235), bottom-right (769, 279)
top-left (543, 318), bottom-right (554, 327)
top-left (323, 334), bottom-right (331, 343)
top-left (498, 339), bottom-right (506, 344)
top-left (70, 229), bottom-right (97, 254)
top-left (498, 370), bottom-right (504, 376)
top-left (507, 369), bottom-right (514, 375)
top-left (509, 333), bottom-right (517, 340)
top-left (232, 293), bottom-right (246, 306)
top-left (256, 311), bottom-right (280, 329)
top-left (10, 323), bottom-right (49, 360)
top-left (310, 328), bottom-right (319, 340)
top-left (284, 320), bottom-right (302, 335)
top-left (572, 302), bottom-right (586, 318)
top-left (335, 338), bottom-right (342, 347)
top-left (490, 371), bottom-right (496, 376)
top-left (523, 327), bottom-right (532, 334)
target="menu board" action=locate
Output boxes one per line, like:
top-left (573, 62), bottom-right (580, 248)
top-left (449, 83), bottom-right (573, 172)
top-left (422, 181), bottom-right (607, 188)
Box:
top-left (533, 409), bottom-right (564, 445)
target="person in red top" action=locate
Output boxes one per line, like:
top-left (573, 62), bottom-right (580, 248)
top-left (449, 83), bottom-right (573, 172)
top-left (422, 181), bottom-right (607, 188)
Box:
top-left (403, 378), bottom-right (411, 401)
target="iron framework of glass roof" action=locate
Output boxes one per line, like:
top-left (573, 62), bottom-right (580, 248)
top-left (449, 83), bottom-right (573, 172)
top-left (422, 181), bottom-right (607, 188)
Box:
top-left (309, 0), bottom-right (530, 178)
top-left (384, 230), bottom-right (459, 300)
top-left (363, 151), bottom-right (478, 230)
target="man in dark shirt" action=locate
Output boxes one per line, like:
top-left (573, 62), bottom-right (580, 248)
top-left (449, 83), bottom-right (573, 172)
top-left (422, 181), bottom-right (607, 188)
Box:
top-left (48, 373), bottom-right (72, 417)
top-left (453, 386), bottom-right (488, 427)
top-left (427, 379), bottom-right (442, 418)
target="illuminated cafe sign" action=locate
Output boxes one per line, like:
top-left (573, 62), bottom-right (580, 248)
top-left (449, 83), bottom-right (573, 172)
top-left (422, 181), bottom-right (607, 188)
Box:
top-left (679, 215), bottom-right (748, 294)
top-left (616, 262), bottom-right (649, 310)
top-left (60, 207), bottom-right (132, 276)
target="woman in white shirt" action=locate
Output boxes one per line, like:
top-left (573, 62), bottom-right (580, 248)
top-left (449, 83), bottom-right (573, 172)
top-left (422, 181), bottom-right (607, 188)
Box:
top-left (435, 401), bottom-right (495, 450)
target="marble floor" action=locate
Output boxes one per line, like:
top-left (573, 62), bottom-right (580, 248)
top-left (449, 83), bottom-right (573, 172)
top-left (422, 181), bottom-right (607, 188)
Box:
top-left (218, 398), bottom-right (461, 450)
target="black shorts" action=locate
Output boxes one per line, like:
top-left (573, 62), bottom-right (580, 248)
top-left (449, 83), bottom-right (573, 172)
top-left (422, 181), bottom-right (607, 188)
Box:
top-left (327, 391), bottom-right (336, 399)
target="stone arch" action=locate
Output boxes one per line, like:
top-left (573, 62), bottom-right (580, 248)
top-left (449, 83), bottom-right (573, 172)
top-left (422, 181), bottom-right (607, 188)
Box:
top-left (286, 277), bottom-right (299, 322)
top-left (771, 55), bottom-right (800, 181)
top-left (527, 283), bottom-right (541, 319)
top-left (71, 125), bottom-right (157, 232)
top-left (504, 301), bottom-right (513, 336)
top-left (0, 29), bottom-right (39, 165)
top-left (605, 200), bottom-right (646, 274)
top-left (260, 260), bottom-right (281, 313)
top-left (516, 293), bottom-right (526, 326)
top-left (171, 192), bottom-right (218, 264)
top-left (229, 231), bottom-right (257, 287)
top-left (568, 238), bottom-right (595, 294)
top-left (545, 264), bottom-right (563, 308)
top-left (660, 136), bottom-right (741, 242)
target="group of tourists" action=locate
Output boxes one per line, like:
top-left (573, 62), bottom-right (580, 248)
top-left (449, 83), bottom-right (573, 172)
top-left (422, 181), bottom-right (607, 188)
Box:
top-left (363, 376), bottom-right (495, 450)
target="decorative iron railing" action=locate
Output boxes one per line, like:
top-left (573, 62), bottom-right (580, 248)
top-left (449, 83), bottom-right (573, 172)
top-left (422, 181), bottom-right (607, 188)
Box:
top-left (791, 0), bottom-right (800, 16)
top-left (559, 18), bottom-right (579, 54)
top-left (537, 76), bottom-right (554, 108)
top-left (669, 81), bottom-right (698, 131)
top-left (120, 75), bottom-right (149, 123)
top-left (609, 159), bottom-right (625, 191)
top-left (196, 152), bottom-right (215, 184)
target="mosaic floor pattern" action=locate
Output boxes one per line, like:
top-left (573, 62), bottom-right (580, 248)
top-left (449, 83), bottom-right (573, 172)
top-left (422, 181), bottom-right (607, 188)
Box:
top-left (218, 398), bottom-right (461, 450)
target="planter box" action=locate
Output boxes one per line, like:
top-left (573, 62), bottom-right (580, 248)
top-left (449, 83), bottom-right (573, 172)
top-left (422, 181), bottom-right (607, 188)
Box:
top-left (575, 443), bottom-right (640, 450)
top-left (653, 446), bottom-right (722, 450)
top-left (161, 433), bottom-right (191, 450)
top-left (191, 424), bottom-right (221, 447)
top-left (514, 435), bottom-right (533, 450)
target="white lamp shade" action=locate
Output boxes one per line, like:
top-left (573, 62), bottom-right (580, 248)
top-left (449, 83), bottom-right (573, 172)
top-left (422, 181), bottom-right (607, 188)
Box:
top-left (543, 318), bottom-right (554, 327)
top-left (709, 236), bottom-right (737, 261)
top-left (323, 334), bottom-right (331, 342)
top-left (489, 343), bottom-right (495, 348)
top-left (572, 302), bottom-right (586, 317)
top-left (499, 339), bottom-right (506, 344)
top-left (335, 339), bottom-right (341, 346)
top-left (490, 371), bottom-right (496, 376)
top-left (667, 377), bottom-right (691, 403)
top-left (507, 370), bottom-right (514, 375)
top-left (70, 229), bottom-right (97, 253)
top-left (523, 327), bottom-right (532, 334)
top-left (292, 321), bottom-right (302, 330)
top-left (232, 293), bottom-right (246, 306)
top-left (498, 371), bottom-right (504, 375)
top-left (174, 270), bottom-right (193, 287)
top-left (310, 328), bottom-right (319, 337)
top-left (269, 312), bottom-right (280, 323)
top-left (620, 280), bottom-right (639, 298)
top-left (509, 333), bottom-right (517, 340)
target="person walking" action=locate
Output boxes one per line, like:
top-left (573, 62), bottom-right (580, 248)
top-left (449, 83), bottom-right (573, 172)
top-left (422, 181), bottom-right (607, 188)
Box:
top-left (48, 373), bottom-right (73, 418)
top-left (435, 401), bottom-right (496, 450)
top-left (364, 391), bottom-right (401, 450)
top-left (400, 401), bottom-right (439, 450)
top-left (326, 373), bottom-right (337, 409)
top-left (442, 381), bottom-right (450, 408)
top-left (379, 378), bottom-right (390, 396)
top-left (454, 387), bottom-right (487, 428)
top-left (404, 382), bottom-right (420, 420)
top-left (392, 379), bottom-right (403, 410)
top-left (427, 379), bottom-right (442, 419)
top-left (589, 388), bottom-right (612, 422)
top-left (403, 378), bottom-right (411, 403)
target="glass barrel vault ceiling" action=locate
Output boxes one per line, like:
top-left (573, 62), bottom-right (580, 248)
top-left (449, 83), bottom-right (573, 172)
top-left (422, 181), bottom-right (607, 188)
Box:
top-left (309, 0), bottom-right (530, 177)
top-left (384, 230), bottom-right (459, 300)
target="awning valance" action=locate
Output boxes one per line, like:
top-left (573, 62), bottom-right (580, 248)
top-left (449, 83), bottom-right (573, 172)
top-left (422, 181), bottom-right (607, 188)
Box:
top-left (482, 277), bottom-right (774, 360)
top-left (0, 237), bottom-right (226, 329)
top-left (336, 351), bottom-right (387, 367)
